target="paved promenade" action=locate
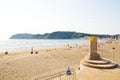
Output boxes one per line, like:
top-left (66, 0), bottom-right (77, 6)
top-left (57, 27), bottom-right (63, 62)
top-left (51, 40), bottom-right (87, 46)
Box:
top-left (77, 64), bottom-right (120, 80)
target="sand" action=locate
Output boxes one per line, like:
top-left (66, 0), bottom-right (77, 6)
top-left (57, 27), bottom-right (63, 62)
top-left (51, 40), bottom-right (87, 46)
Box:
top-left (0, 39), bottom-right (120, 80)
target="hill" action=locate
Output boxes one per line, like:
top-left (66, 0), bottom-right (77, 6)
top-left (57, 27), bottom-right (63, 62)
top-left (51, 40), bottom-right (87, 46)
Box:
top-left (10, 31), bottom-right (116, 39)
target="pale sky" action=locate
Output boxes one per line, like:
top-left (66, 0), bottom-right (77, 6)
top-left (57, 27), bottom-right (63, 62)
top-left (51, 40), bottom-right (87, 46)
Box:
top-left (0, 0), bottom-right (120, 39)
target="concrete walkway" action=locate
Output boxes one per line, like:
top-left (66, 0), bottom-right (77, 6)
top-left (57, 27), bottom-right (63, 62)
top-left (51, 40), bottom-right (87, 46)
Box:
top-left (77, 64), bottom-right (120, 80)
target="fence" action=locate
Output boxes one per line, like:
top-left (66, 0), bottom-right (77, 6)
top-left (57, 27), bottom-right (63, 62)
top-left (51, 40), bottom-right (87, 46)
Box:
top-left (34, 68), bottom-right (77, 80)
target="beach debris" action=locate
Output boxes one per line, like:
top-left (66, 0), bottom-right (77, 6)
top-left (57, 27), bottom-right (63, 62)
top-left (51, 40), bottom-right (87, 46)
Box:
top-left (112, 47), bottom-right (115, 49)
top-left (31, 51), bottom-right (33, 54)
top-left (5, 51), bottom-right (8, 54)
top-left (35, 51), bottom-right (38, 54)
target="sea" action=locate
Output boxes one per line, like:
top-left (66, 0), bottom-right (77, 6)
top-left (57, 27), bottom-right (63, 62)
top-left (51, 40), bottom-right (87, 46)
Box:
top-left (0, 39), bottom-right (104, 53)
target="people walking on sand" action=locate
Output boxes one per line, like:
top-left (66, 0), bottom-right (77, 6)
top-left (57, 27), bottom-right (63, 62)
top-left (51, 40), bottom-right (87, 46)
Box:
top-left (31, 47), bottom-right (33, 54)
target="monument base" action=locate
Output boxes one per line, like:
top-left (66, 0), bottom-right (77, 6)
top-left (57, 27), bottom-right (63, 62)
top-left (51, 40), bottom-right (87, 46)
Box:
top-left (80, 37), bottom-right (118, 69)
top-left (85, 54), bottom-right (101, 60)
top-left (80, 58), bottom-right (118, 69)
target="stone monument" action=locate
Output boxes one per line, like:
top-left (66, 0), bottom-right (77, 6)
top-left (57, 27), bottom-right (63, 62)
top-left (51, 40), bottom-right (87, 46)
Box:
top-left (80, 36), bottom-right (118, 69)
top-left (86, 36), bottom-right (100, 60)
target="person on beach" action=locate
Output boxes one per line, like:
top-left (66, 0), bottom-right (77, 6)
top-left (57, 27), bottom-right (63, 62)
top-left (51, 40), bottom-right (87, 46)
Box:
top-left (31, 47), bottom-right (33, 54)
top-left (66, 67), bottom-right (72, 75)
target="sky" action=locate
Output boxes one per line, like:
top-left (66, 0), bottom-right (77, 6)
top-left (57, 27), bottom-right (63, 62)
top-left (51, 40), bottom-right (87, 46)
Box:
top-left (0, 0), bottom-right (120, 39)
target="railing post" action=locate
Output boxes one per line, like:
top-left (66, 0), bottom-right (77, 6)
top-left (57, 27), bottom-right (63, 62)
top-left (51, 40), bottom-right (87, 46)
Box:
top-left (59, 72), bottom-right (61, 80)
top-left (73, 69), bottom-right (74, 80)
top-left (73, 69), bottom-right (77, 80)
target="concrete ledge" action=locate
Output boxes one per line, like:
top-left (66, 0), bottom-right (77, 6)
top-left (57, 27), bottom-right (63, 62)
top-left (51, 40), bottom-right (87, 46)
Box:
top-left (82, 58), bottom-right (110, 65)
top-left (80, 58), bottom-right (118, 69)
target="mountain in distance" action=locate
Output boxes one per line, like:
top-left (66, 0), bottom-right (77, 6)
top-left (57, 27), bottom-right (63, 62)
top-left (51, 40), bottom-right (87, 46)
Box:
top-left (10, 31), bottom-right (118, 39)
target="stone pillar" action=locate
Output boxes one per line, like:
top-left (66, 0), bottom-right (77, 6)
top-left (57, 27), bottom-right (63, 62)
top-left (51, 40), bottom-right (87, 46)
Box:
top-left (86, 36), bottom-right (100, 60)
top-left (90, 36), bottom-right (97, 55)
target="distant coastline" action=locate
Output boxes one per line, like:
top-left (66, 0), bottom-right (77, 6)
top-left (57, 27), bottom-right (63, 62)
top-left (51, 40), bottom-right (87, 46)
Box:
top-left (10, 31), bottom-right (119, 39)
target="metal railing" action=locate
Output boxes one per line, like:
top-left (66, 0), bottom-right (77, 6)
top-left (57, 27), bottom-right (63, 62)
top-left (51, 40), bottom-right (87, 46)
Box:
top-left (35, 68), bottom-right (77, 80)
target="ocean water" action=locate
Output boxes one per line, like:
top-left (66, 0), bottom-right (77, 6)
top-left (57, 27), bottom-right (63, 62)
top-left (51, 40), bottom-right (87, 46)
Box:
top-left (0, 39), bottom-right (103, 53)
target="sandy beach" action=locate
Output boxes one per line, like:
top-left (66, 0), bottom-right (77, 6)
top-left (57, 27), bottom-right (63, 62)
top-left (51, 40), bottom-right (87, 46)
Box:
top-left (0, 39), bottom-right (120, 80)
